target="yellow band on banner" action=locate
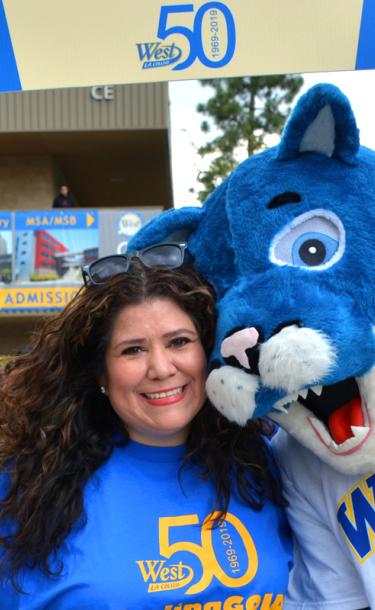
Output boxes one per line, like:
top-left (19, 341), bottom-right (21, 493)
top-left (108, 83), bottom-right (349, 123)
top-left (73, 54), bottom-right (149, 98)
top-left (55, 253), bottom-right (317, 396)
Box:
top-left (0, 287), bottom-right (79, 310)
top-left (1, 0), bottom-right (369, 92)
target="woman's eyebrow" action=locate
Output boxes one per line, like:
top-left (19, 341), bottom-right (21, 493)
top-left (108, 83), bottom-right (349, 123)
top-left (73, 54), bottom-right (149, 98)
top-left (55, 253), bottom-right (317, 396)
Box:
top-left (162, 328), bottom-right (198, 339)
top-left (113, 337), bottom-right (146, 349)
top-left (113, 328), bottom-right (197, 349)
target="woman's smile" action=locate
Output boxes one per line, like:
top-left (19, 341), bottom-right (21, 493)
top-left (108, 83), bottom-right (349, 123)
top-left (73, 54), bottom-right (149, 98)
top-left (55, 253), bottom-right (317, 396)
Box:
top-left (142, 384), bottom-right (188, 406)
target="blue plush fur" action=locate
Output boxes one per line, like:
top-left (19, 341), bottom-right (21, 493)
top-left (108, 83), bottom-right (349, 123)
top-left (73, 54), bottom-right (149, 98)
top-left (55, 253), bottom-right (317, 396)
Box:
top-left (129, 84), bottom-right (375, 474)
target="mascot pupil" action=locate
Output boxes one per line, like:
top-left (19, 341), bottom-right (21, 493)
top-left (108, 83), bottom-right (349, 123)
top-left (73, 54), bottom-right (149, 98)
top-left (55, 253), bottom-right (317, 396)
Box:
top-left (129, 83), bottom-right (375, 478)
top-left (129, 83), bottom-right (375, 608)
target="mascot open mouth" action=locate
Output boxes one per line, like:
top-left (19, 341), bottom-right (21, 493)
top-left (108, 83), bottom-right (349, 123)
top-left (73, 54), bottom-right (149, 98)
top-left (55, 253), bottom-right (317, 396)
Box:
top-left (281, 377), bottom-right (371, 454)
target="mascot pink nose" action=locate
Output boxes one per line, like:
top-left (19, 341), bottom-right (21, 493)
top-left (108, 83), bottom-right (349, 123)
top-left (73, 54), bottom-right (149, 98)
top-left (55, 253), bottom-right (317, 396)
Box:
top-left (220, 327), bottom-right (259, 369)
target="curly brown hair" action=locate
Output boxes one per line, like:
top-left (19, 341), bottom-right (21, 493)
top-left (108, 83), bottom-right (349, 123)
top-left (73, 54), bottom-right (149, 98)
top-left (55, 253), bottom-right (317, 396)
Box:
top-left (0, 261), bottom-right (280, 585)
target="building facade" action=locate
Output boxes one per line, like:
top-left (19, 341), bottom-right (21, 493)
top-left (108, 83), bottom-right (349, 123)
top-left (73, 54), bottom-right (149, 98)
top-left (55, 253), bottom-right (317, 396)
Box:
top-left (0, 82), bottom-right (172, 210)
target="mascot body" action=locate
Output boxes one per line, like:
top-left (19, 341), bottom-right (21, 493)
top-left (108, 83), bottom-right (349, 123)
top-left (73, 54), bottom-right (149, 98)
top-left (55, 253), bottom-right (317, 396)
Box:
top-left (130, 84), bottom-right (375, 608)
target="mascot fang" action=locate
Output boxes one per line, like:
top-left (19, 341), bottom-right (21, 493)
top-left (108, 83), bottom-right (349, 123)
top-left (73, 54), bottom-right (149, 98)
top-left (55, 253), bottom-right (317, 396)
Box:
top-left (130, 83), bottom-right (375, 477)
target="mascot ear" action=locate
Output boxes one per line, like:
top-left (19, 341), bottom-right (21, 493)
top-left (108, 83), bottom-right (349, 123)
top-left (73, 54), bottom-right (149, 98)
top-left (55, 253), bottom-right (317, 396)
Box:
top-left (277, 83), bottom-right (359, 165)
top-left (128, 206), bottom-right (205, 251)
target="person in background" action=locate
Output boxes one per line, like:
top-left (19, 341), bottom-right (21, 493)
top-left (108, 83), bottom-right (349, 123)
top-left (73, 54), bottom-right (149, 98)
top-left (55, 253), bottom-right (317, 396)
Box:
top-left (0, 244), bottom-right (292, 609)
top-left (52, 184), bottom-right (76, 208)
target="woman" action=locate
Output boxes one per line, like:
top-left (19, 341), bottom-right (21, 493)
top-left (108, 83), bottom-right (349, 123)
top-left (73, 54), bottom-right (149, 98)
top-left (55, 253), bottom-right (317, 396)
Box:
top-left (0, 244), bottom-right (292, 609)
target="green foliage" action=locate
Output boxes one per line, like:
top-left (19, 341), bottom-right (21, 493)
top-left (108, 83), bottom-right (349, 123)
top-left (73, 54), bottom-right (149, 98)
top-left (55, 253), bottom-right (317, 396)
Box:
top-left (0, 267), bottom-right (12, 283)
top-left (195, 75), bottom-right (304, 201)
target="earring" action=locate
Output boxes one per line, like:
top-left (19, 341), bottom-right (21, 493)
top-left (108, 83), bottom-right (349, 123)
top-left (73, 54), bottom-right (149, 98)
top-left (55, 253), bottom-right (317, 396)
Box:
top-left (100, 386), bottom-right (106, 395)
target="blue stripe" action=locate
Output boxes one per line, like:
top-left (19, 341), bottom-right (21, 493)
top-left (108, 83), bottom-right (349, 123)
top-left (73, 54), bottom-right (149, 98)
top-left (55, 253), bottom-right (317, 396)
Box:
top-left (356, 0), bottom-right (375, 70)
top-left (1, 307), bottom-right (76, 311)
top-left (0, 0), bottom-right (21, 92)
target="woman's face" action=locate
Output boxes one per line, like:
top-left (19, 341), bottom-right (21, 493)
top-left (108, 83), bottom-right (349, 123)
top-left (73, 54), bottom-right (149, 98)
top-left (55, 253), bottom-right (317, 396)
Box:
top-left (101, 298), bottom-right (207, 446)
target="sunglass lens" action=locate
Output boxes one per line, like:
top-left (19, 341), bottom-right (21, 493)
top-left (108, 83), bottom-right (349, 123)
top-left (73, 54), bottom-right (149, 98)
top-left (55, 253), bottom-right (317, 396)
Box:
top-left (142, 244), bottom-right (183, 268)
top-left (90, 256), bottom-right (129, 283)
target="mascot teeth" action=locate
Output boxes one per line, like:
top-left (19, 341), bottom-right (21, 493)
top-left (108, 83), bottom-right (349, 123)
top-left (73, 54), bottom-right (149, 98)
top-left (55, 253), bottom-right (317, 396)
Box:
top-left (310, 385), bottom-right (323, 396)
top-left (273, 393), bottom-right (299, 412)
top-left (350, 425), bottom-right (370, 440)
top-left (273, 403), bottom-right (289, 415)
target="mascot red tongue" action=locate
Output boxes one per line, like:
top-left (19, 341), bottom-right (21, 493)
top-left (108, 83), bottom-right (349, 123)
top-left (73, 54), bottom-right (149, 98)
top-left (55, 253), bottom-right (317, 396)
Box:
top-left (328, 397), bottom-right (364, 445)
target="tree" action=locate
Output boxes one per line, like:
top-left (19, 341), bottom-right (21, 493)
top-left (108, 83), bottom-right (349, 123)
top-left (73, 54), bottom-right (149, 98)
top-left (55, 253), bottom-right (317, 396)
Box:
top-left (195, 75), bottom-right (304, 201)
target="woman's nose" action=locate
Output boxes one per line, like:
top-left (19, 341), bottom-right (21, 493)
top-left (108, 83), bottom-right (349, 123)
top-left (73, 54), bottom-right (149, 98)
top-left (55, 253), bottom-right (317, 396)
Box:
top-left (147, 347), bottom-right (177, 379)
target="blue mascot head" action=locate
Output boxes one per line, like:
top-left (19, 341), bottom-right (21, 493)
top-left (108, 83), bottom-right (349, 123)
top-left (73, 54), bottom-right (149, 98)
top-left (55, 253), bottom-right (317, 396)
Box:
top-left (129, 83), bottom-right (375, 475)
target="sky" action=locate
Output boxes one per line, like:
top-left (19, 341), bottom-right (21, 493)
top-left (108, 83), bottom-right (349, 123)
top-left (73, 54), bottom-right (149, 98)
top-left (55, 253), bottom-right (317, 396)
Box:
top-left (169, 70), bottom-right (375, 208)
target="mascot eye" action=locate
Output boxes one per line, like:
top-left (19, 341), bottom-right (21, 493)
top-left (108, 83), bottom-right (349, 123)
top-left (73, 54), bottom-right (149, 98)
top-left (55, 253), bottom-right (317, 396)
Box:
top-left (292, 232), bottom-right (338, 267)
top-left (269, 209), bottom-right (345, 271)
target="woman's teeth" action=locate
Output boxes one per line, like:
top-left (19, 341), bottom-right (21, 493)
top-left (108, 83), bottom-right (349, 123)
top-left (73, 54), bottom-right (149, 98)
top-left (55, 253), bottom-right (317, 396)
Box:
top-left (145, 387), bottom-right (184, 399)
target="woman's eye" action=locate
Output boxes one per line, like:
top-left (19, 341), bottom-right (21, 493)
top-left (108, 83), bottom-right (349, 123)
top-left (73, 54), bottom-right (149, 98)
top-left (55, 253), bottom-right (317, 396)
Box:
top-left (170, 337), bottom-right (191, 348)
top-left (269, 209), bottom-right (345, 271)
top-left (121, 346), bottom-right (144, 356)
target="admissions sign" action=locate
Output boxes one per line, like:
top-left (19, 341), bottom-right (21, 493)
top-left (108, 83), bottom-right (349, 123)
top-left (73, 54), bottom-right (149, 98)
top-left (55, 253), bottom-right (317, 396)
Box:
top-left (0, 0), bottom-right (374, 93)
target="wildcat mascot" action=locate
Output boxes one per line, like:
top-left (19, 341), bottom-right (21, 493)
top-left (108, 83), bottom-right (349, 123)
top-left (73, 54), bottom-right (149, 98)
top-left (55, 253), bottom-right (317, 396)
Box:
top-left (129, 84), bottom-right (375, 609)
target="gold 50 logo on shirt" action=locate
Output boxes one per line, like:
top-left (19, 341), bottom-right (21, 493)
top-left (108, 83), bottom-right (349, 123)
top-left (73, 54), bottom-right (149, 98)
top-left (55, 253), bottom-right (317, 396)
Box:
top-left (136, 511), bottom-right (257, 593)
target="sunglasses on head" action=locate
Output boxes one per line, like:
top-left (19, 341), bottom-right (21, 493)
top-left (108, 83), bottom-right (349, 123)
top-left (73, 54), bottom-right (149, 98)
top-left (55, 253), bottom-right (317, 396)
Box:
top-left (81, 242), bottom-right (189, 286)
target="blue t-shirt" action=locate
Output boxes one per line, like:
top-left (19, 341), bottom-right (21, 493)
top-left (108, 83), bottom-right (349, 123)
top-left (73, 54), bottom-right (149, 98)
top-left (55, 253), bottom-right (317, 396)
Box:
top-left (1, 441), bottom-right (292, 609)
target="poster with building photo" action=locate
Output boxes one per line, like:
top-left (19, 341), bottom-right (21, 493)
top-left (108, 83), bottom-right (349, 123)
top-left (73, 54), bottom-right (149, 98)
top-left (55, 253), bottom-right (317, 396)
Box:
top-left (14, 210), bottom-right (99, 284)
top-left (0, 212), bottom-right (12, 284)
